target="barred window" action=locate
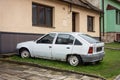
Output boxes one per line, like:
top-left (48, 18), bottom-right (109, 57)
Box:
top-left (87, 16), bottom-right (94, 32)
top-left (116, 10), bottom-right (120, 25)
top-left (32, 3), bottom-right (53, 27)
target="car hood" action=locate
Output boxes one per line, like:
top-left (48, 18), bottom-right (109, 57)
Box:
top-left (18, 41), bottom-right (35, 45)
top-left (17, 41), bottom-right (35, 49)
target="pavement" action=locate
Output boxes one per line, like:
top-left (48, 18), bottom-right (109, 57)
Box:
top-left (0, 60), bottom-right (103, 80)
top-left (114, 75), bottom-right (120, 80)
top-left (0, 51), bottom-right (120, 80)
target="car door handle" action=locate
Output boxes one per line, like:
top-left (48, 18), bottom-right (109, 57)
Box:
top-left (66, 47), bottom-right (70, 49)
top-left (49, 46), bottom-right (52, 48)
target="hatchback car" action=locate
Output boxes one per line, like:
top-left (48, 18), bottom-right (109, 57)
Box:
top-left (16, 32), bottom-right (105, 66)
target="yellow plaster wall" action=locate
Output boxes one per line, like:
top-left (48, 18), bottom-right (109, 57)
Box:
top-left (0, 0), bottom-right (100, 37)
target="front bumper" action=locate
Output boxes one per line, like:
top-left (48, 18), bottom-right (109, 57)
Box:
top-left (15, 49), bottom-right (20, 55)
top-left (81, 52), bottom-right (105, 62)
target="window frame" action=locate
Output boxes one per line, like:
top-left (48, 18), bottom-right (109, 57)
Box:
top-left (32, 2), bottom-right (53, 27)
top-left (87, 16), bottom-right (95, 32)
top-left (116, 10), bottom-right (120, 25)
top-left (55, 34), bottom-right (75, 45)
top-left (79, 34), bottom-right (100, 44)
top-left (36, 33), bottom-right (56, 44)
top-left (74, 39), bottom-right (82, 45)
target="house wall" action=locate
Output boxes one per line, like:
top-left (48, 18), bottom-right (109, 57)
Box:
top-left (88, 0), bottom-right (120, 32)
top-left (73, 5), bottom-right (100, 37)
top-left (103, 0), bottom-right (120, 33)
top-left (0, 0), bottom-right (100, 37)
top-left (101, 0), bottom-right (120, 42)
top-left (101, 32), bottom-right (120, 42)
top-left (0, 0), bottom-right (100, 53)
top-left (86, 0), bottom-right (120, 42)
top-left (106, 10), bottom-right (116, 32)
top-left (0, 32), bottom-right (42, 53)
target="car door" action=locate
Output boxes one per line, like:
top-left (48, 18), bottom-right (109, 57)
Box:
top-left (52, 34), bottom-right (74, 60)
top-left (32, 33), bottom-right (56, 59)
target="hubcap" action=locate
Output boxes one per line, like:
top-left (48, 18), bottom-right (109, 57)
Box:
top-left (21, 51), bottom-right (29, 58)
top-left (69, 56), bottom-right (79, 66)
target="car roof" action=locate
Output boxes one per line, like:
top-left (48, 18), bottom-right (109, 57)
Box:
top-left (49, 32), bottom-right (83, 35)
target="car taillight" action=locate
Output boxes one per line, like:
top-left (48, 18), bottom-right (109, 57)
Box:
top-left (88, 47), bottom-right (93, 54)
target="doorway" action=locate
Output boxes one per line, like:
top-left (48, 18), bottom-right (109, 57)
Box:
top-left (72, 12), bottom-right (76, 32)
top-left (72, 12), bottom-right (79, 32)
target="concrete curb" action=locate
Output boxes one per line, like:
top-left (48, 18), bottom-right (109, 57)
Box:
top-left (114, 75), bottom-right (120, 80)
top-left (0, 53), bottom-right (17, 58)
top-left (0, 59), bottom-right (106, 80)
top-left (105, 47), bottom-right (120, 50)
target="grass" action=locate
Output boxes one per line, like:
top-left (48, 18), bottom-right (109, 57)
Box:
top-left (8, 43), bottom-right (120, 80)
top-left (105, 42), bottom-right (120, 48)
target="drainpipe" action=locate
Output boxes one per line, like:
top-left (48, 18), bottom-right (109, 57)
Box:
top-left (102, 0), bottom-right (105, 36)
top-left (99, 14), bottom-right (102, 41)
top-left (69, 0), bottom-right (73, 13)
top-left (69, 3), bottom-right (72, 12)
top-left (0, 32), bottom-right (1, 54)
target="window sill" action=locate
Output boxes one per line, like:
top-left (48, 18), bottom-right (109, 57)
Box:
top-left (33, 25), bottom-right (55, 29)
top-left (88, 31), bottom-right (95, 32)
top-left (116, 24), bottom-right (120, 25)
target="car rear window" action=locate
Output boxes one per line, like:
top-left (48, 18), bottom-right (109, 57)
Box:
top-left (79, 34), bottom-right (100, 43)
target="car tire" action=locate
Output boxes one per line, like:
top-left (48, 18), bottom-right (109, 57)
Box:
top-left (67, 55), bottom-right (81, 66)
top-left (20, 49), bottom-right (30, 58)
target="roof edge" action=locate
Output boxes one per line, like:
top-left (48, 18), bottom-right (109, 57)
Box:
top-left (60, 0), bottom-right (103, 13)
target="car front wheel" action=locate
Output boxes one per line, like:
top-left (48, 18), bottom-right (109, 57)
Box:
top-left (67, 55), bottom-right (81, 66)
top-left (20, 49), bottom-right (30, 58)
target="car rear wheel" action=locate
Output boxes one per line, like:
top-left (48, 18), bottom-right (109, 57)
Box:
top-left (20, 49), bottom-right (30, 58)
top-left (67, 55), bottom-right (81, 66)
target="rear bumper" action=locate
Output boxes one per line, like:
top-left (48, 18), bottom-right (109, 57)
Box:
top-left (81, 52), bottom-right (105, 62)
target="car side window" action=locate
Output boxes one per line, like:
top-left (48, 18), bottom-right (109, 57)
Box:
top-left (55, 34), bottom-right (74, 45)
top-left (37, 33), bottom-right (56, 44)
top-left (74, 39), bottom-right (82, 45)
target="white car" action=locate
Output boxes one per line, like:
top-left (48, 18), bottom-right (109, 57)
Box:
top-left (16, 32), bottom-right (105, 66)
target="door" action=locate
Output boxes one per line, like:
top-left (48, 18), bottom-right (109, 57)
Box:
top-left (52, 34), bottom-right (74, 60)
top-left (72, 12), bottom-right (76, 32)
top-left (32, 33), bottom-right (56, 59)
top-left (116, 34), bottom-right (120, 42)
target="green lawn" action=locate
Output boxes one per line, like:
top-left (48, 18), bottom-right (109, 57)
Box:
top-left (8, 49), bottom-right (120, 80)
top-left (8, 43), bottom-right (120, 80)
top-left (105, 42), bottom-right (120, 48)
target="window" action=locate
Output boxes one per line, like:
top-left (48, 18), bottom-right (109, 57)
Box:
top-left (87, 16), bottom-right (94, 32)
top-left (116, 10), bottom-right (120, 25)
top-left (74, 39), bottom-right (82, 45)
top-left (37, 33), bottom-right (56, 44)
top-left (32, 3), bottom-right (53, 27)
top-left (79, 34), bottom-right (100, 43)
top-left (55, 34), bottom-right (74, 45)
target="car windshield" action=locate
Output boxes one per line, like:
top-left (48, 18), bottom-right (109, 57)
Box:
top-left (79, 34), bottom-right (100, 43)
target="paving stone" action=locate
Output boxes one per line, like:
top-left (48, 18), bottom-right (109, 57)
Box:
top-left (17, 72), bottom-right (33, 79)
top-left (0, 75), bottom-right (8, 80)
top-left (0, 73), bottom-right (22, 80)
top-left (0, 61), bottom-right (103, 80)
top-left (63, 77), bottom-right (80, 80)
top-left (114, 75), bottom-right (120, 80)
top-left (26, 75), bottom-right (50, 80)
top-left (80, 76), bottom-right (101, 80)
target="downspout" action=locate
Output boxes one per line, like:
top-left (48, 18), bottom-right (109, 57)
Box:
top-left (102, 0), bottom-right (105, 36)
top-left (99, 13), bottom-right (102, 41)
top-left (69, 0), bottom-right (73, 13)
top-left (69, 3), bottom-right (72, 12)
top-left (0, 32), bottom-right (1, 54)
